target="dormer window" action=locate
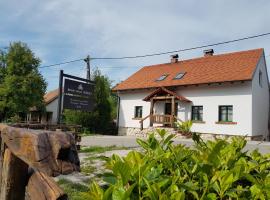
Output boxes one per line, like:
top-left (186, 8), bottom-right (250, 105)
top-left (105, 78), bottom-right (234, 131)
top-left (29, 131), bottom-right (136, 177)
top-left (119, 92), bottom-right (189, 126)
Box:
top-left (156, 74), bottom-right (168, 81)
top-left (174, 72), bottom-right (186, 80)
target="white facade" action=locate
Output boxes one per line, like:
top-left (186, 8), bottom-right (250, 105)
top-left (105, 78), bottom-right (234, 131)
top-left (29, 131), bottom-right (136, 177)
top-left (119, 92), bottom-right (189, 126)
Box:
top-left (118, 57), bottom-right (269, 139)
top-left (46, 98), bottom-right (58, 124)
top-left (251, 54), bottom-right (269, 138)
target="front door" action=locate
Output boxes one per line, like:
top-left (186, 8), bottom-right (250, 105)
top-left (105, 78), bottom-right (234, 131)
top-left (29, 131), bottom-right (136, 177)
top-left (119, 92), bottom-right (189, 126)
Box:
top-left (165, 103), bottom-right (178, 116)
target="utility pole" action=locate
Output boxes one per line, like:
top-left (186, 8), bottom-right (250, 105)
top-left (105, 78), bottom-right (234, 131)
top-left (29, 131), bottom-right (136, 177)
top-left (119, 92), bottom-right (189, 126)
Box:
top-left (84, 55), bottom-right (91, 80)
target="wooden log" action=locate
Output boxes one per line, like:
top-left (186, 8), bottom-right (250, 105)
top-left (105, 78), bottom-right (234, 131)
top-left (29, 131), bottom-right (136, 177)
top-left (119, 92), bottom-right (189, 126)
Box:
top-left (0, 124), bottom-right (80, 177)
top-left (26, 171), bottom-right (67, 200)
top-left (0, 138), bottom-right (6, 187)
top-left (0, 148), bottom-right (28, 200)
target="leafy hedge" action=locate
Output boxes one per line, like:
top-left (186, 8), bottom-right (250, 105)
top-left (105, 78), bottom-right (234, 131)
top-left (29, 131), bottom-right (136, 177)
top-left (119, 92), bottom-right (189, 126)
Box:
top-left (83, 130), bottom-right (270, 199)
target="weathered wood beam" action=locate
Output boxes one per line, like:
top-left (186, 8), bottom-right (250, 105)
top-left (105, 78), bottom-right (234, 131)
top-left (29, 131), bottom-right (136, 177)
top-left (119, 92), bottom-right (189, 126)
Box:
top-left (152, 96), bottom-right (173, 100)
top-left (0, 124), bottom-right (80, 177)
top-left (0, 148), bottom-right (28, 200)
top-left (0, 138), bottom-right (5, 188)
top-left (26, 171), bottom-right (67, 200)
top-left (150, 99), bottom-right (154, 127)
top-left (171, 97), bottom-right (175, 127)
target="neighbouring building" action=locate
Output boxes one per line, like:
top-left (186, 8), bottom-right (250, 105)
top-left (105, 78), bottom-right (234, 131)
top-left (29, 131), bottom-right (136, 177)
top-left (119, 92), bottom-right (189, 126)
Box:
top-left (43, 88), bottom-right (59, 123)
top-left (27, 89), bottom-right (59, 124)
top-left (113, 48), bottom-right (270, 140)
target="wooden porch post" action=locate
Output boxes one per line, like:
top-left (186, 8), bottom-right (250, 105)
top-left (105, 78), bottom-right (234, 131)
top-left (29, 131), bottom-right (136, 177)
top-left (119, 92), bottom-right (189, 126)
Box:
top-left (171, 96), bottom-right (175, 127)
top-left (150, 98), bottom-right (154, 127)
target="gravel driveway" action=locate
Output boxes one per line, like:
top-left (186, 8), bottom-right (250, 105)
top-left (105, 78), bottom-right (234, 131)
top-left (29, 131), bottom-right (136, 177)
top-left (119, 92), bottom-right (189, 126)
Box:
top-left (81, 135), bottom-right (270, 154)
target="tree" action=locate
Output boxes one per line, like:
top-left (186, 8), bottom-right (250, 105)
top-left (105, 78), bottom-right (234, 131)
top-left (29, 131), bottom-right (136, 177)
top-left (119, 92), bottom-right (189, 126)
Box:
top-left (64, 69), bottom-right (117, 134)
top-left (0, 42), bottom-right (47, 120)
top-left (0, 49), bottom-right (7, 84)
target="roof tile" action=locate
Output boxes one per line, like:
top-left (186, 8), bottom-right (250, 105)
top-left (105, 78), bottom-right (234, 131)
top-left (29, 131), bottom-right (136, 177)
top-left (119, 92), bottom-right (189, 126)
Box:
top-left (113, 48), bottom-right (263, 91)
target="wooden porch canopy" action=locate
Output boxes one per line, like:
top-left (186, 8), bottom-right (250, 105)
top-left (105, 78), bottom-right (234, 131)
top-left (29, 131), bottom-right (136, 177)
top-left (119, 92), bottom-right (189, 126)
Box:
top-left (143, 87), bottom-right (191, 102)
top-left (140, 87), bottom-right (191, 129)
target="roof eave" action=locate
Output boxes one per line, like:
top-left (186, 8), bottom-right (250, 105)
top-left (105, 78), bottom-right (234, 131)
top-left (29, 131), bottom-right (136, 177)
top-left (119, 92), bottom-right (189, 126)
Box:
top-left (113, 79), bottom-right (252, 92)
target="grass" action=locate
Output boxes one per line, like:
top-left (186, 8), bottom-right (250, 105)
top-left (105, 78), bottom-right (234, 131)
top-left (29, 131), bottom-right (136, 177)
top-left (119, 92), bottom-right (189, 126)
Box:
top-left (80, 146), bottom-right (124, 177)
top-left (79, 145), bottom-right (130, 153)
top-left (80, 164), bottom-right (96, 176)
top-left (58, 146), bottom-right (132, 199)
top-left (57, 178), bottom-right (89, 200)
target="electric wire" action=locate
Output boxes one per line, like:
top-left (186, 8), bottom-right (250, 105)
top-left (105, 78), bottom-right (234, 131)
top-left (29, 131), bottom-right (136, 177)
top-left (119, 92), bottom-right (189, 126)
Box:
top-left (40, 32), bottom-right (270, 68)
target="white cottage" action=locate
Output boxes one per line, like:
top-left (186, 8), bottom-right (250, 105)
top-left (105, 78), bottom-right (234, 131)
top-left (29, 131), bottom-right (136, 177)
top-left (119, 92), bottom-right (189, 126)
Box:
top-left (113, 48), bottom-right (270, 140)
top-left (27, 89), bottom-right (59, 124)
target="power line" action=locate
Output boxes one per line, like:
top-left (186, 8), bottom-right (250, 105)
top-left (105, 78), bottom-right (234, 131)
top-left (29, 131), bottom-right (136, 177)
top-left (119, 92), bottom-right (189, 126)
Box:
top-left (92, 32), bottom-right (270, 60)
top-left (40, 31), bottom-right (270, 68)
top-left (40, 58), bottom-right (84, 68)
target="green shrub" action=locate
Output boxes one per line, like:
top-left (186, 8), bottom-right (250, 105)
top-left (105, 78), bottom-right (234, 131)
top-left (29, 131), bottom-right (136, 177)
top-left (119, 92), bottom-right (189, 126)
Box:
top-left (8, 114), bottom-right (21, 123)
top-left (84, 130), bottom-right (270, 199)
top-left (175, 120), bottom-right (193, 133)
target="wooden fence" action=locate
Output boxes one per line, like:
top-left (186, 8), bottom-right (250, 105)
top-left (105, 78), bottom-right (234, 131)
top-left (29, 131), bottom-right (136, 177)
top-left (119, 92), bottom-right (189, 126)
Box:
top-left (0, 123), bottom-right (80, 200)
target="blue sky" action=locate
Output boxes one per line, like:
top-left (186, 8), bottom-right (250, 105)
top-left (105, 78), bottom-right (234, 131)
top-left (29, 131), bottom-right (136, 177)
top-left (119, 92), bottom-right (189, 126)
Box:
top-left (1, 0), bottom-right (270, 91)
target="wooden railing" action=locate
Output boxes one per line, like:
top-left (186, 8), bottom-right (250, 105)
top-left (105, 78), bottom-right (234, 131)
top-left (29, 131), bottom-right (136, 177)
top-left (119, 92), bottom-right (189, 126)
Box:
top-left (140, 114), bottom-right (181, 130)
top-left (139, 115), bottom-right (151, 130)
top-left (0, 124), bottom-right (80, 200)
top-left (174, 116), bottom-right (183, 123)
top-left (152, 114), bottom-right (173, 124)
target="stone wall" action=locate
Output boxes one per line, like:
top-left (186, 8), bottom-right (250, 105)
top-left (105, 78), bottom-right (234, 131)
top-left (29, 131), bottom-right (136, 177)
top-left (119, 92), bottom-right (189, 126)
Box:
top-left (118, 126), bottom-right (264, 141)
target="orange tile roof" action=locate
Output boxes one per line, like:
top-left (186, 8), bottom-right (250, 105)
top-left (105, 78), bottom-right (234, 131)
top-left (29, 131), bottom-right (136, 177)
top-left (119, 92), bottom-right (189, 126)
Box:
top-left (44, 88), bottom-right (59, 105)
top-left (113, 48), bottom-right (264, 91)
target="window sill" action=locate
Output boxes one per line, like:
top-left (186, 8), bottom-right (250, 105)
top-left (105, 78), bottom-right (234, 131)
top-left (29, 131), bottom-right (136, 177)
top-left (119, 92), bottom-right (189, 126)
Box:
top-left (133, 118), bottom-right (142, 120)
top-left (215, 121), bottom-right (237, 125)
top-left (192, 120), bottom-right (205, 124)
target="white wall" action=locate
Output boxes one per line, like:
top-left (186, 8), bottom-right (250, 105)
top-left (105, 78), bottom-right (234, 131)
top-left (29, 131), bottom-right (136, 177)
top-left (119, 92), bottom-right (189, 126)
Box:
top-left (252, 55), bottom-right (269, 138)
top-left (118, 90), bottom-right (152, 128)
top-left (118, 82), bottom-right (254, 136)
top-left (176, 82), bottom-right (253, 136)
top-left (46, 98), bottom-right (58, 123)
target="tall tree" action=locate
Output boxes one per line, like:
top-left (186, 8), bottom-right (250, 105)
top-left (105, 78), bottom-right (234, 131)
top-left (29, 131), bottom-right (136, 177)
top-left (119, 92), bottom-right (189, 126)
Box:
top-left (0, 49), bottom-right (7, 84)
top-left (0, 42), bottom-right (47, 120)
top-left (92, 69), bottom-right (112, 131)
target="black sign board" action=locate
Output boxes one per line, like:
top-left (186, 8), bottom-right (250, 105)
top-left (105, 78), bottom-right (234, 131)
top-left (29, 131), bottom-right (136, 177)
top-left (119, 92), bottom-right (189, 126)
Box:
top-left (63, 95), bottom-right (94, 111)
top-left (63, 79), bottom-right (95, 111)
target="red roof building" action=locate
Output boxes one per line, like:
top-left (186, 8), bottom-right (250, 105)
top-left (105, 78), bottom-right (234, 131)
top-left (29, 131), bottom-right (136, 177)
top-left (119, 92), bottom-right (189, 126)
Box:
top-left (113, 48), bottom-right (264, 91)
top-left (114, 48), bottom-right (269, 140)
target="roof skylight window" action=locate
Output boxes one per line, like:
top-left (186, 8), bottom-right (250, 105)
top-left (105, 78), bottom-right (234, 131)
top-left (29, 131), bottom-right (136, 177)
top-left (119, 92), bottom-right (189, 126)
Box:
top-left (156, 74), bottom-right (168, 81)
top-left (174, 72), bottom-right (186, 80)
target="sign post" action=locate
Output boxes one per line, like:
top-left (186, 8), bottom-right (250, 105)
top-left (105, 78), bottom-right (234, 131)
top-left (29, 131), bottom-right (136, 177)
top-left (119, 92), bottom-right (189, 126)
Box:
top-left (57, 71), bottom-right (95, 124)
top-left (57, 70), bottom-right (63, 124)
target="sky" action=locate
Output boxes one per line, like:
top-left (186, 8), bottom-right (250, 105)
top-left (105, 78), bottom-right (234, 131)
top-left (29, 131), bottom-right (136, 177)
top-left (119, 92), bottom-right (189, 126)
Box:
top-left (1, 0), bottom-right (270, 91)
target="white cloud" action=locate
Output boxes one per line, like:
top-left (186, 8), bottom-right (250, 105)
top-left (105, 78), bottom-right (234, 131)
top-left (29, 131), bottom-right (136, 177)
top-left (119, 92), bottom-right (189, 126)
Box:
top-left (0, 0), bottom-right (270, 91)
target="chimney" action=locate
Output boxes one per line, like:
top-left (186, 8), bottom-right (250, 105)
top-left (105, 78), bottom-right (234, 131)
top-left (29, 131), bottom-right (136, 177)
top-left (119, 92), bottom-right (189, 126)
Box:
top-left (203, 49), bottom-right (214, 57)
top-left (170, 54), bottom-right (179, 63)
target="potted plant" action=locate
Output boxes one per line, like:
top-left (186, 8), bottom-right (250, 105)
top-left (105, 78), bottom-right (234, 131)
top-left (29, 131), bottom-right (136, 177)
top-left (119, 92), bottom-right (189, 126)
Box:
top-left (175, 120), bottom-right (193, 137)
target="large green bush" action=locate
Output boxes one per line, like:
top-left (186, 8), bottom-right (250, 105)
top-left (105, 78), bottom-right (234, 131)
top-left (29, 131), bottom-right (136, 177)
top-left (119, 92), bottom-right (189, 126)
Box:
top-left (84, 130), bottom-right (270, 199)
